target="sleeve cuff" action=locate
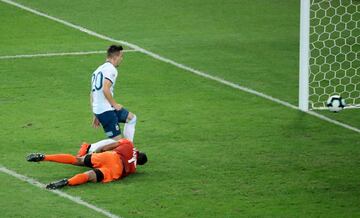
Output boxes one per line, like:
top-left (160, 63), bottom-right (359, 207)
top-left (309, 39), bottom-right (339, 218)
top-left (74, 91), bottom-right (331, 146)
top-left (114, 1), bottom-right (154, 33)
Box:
top-left (105, 77), bottom-right (114, 84)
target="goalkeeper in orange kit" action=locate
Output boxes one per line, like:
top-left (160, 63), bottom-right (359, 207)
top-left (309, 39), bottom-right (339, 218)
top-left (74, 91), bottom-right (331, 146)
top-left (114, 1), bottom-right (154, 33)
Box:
top-left (26, 138), bottom-right (147, 189)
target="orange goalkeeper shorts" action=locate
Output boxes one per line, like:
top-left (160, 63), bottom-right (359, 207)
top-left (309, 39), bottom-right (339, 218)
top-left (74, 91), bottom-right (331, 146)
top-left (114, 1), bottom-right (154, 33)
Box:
top-left (90, 151), bottom-right (123, 183)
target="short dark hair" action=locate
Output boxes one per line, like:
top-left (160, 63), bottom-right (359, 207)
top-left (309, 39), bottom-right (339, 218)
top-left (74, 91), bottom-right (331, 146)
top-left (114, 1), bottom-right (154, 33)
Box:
top-left (137, 152), bottom-right (148, 165)
top-left (107, 45), bottom-right (123, 57)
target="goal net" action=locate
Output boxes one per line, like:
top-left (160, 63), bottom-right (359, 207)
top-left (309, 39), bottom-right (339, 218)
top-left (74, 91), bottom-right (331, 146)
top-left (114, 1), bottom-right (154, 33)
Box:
top-left (299, 0), bottom-right (359, 111)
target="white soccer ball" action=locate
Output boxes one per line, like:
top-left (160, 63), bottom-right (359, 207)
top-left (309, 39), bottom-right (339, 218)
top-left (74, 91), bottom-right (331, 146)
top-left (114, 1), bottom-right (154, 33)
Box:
top-left (326, 95), bottom-right (346, 112)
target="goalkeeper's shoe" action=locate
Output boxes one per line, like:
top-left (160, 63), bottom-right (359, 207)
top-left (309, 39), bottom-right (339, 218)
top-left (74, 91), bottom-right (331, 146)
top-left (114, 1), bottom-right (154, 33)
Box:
top-left (46, 179), bottom-right (68, 190)
top-left (76, 143), bottom-right (91, 157)
top-left (26, 153), bottom-right (45, 162)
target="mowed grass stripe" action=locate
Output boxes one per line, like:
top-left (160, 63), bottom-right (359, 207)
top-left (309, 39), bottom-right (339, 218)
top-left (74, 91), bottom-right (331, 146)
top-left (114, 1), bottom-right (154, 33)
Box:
top-left (0, 49), bottom-right (137, 60)
top-left (0, 1), bottom-right (359, 217)
top-left (0, 1), bottom-right (116, 56)
top-left (0, 168), bottom-right (112, 218)
top-left (2, 0), bottom-right (359, 133)
top-left (0, 166), bottom-right (121, 218)
top-left (0, 3), bottom-right (123, 217)
top-left (0, 52), bottom-right (360, 217)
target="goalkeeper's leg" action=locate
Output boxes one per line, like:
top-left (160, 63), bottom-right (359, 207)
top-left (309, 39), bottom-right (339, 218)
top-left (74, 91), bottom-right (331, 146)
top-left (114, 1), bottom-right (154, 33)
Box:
top-left (46, 169), bottom-right (102, 189)
top-left (26, 153), bottom-right (84, 166)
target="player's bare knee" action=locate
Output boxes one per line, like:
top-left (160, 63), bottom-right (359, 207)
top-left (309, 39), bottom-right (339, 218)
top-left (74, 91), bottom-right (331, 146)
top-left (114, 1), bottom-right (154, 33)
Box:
top-left (86, 170), bottom-right (97, 183)
top-left (91, 169), bottom-right (104, 183)
top-left (127, 112), bottom-right (134, 121)
top-left (75, 156), bottom-right (85, 166)
top-left (126, 112), bottom-right (136, 123)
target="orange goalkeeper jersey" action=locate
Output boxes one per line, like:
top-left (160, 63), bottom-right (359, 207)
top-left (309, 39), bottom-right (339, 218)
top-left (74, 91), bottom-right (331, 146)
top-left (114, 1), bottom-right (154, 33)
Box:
top-left (113, 139), bottom-right (138, 177)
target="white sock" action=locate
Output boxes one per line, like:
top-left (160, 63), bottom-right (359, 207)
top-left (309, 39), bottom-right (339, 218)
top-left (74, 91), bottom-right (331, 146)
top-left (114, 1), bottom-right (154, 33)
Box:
top-left (88, 138), bottom-right (116, 153)
top-left (124, 115), bottom-right (137, 142)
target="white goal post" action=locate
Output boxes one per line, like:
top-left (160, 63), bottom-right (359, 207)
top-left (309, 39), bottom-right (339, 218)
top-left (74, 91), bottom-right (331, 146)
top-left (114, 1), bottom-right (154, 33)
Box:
top-left (299, 0), bottom-right (360, 111)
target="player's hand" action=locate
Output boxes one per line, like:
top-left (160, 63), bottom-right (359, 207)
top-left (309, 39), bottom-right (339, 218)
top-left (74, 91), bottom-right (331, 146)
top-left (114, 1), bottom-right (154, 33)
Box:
top-left (113, 103), bottom-right (123, 111)
top-left (92, 116), bottom-right (100, 128)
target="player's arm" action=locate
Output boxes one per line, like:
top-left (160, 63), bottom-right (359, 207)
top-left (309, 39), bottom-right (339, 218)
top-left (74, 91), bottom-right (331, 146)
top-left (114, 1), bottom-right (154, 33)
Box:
top-left (90, 92), bottom-right (100, 128)
top-left (103, 79), bottom-right (122, 111)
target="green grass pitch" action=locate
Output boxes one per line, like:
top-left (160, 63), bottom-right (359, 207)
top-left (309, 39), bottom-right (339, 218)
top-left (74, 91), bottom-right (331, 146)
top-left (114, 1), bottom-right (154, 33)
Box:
top-left (0, 0), bottom-right (359, 217)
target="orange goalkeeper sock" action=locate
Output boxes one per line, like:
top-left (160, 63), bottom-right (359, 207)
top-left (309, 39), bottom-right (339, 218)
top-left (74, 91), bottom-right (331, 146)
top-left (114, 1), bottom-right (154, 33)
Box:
top-left (68, 173), bottom-right (89, 186)
top-left (44, 154), bottom-right (77, 164)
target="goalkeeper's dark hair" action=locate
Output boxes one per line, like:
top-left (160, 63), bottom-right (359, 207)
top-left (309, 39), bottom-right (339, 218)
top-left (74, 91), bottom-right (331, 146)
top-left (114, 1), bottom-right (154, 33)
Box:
top-left (137, 152), bottom-right (148, 165)
top-left (107, 45), bottom-right (123, 57)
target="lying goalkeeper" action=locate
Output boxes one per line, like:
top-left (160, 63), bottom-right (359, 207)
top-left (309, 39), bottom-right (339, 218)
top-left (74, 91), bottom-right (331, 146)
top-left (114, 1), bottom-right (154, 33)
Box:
top-left (26, 138), bottom-right (147, 189)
